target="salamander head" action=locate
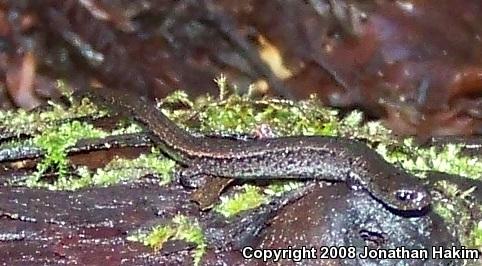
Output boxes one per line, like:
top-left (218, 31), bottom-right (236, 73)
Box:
top-left (363, 167), bottom-right (431, 211)
top-left (375, 169), bottom-right (432, 211)
top-left (351, 146), bottom-right (432, 211)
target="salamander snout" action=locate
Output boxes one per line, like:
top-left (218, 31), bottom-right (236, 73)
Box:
top-left (390, 188), bottom-right (431, 211)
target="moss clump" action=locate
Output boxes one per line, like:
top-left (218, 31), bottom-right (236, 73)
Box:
top-left (214, 185), bottom-right (267, 217)
top-left (212, 181), bottom-right (304, 218)
top-left (377, 139), bottom-right (482, 180)
top-left (263, 181), bottom-right (304, 197)
top-left (196, 95), bottom-right (339, 137)
top-left (158, 90), bottom-right (194, 108)
top-left (5, 89), bottom-right (170, 191)
top-left (0, 97), bottom-right (105, 136)
top-left (469, 220), bottom-right (482, 250)
top-left (162, 89), bottom-right (394, 145)
top-left (134, 225), bottom-right (175, 250)
top-left (26, 148), bottom-right (176, 191)
top-left (430, 180), bottom-right (481, 253)
top-left (110, 122), bottom-right (144, 135)
top-left (30, 121), bottom-right (108, 181)
top-left (87, 149), bottom-right (176, 187)
top-left (0, 138), bottom-right (33, 150)
top-left (337, 110), bottom-right (395, 144)
top-left (127, 215), bottom-right (206, 266)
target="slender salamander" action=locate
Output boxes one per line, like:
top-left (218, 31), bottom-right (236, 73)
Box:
top-left (88, 88), bottom-right (431, 211)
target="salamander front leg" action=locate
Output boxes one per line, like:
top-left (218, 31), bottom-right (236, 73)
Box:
top-left (176, 165), bottom-right (235, 210)
top-left (176, 166), bottom-right (206, 189)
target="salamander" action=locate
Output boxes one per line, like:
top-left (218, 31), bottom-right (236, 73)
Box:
top-left (87, 88), bottom-right (431, 211)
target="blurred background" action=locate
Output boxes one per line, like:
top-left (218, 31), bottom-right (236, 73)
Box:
top-left (0, 0), bottom-right (481, 136)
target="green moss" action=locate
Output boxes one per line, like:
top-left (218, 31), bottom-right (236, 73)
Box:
top-left (1, 89), bottom-right (109, 190)
top-left (172, 215), bottom-right (206, 265)
top-left (214, 74), bottom-right (234, 101)
top-left (159, 90), bottom-right (194, 108)
top-left (215, 185), bottom-right (267, 217)
top-left (377, 139), bottom-right (482, 179)
top-left (196, 96), bottom-right (340, 137)
top-left (163, 91), bottom-right (394, 145)
top-left (89, 149), bottom-right (176, 187)
top-left (431, 180), bottom-right (481, 252)
top-left (38, 169), bottom-right (94, 191)
top-left (27, 148), bottom-right (176, 191)
top-left (198, 96), bottom-right (258, 134)
top-left (29, 121), bottom-right (107, 182)
top-left (468, 220), bottom-right (482, 250)
top-left (127, 215), bottom-right (206, 266)
top-left (263, 181), bottom-right (304, 197)
top-left (128, 224), bottom-right (176, 250)
top-left (256, 101), bottom-right (339, 136)
top-left (211, 181), bottom-right (302, 218)
top-left (433, 202), bottom-right (456, 223)
top-left (431, 181), bottom-right (461, 224)
top-left (110, 122), bottom-right (144, 135)
top-left (0, 96), bottom-right (105, 136)
top-left (4, 88), bottom-right (170, 190)
top-left (338, 111), bottom-right (396, 144)
top-left (0, 138), bottom-right (34, 150)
